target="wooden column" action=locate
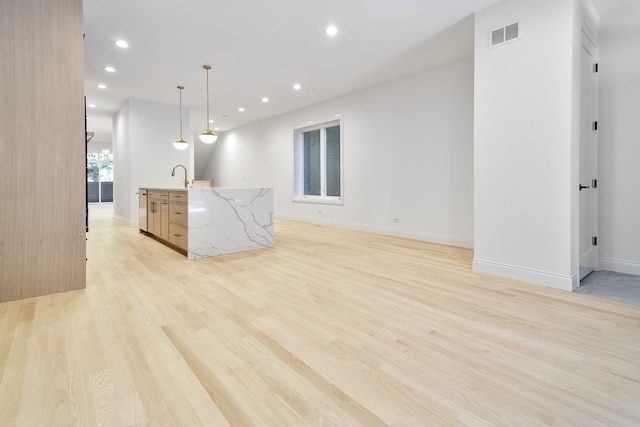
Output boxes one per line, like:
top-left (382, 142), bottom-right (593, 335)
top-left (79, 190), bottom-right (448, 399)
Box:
top-left (0, 0), bottom-right (86, 302)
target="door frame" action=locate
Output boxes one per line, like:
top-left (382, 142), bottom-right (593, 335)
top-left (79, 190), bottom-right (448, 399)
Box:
top-left (577, 17), bottom-right (599, 281)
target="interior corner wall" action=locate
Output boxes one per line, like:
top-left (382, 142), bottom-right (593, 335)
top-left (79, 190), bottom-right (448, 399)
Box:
top-left (597, 2), bottom-right (640, 275)
top-left (473, 0), bottom-right (577, 291)
top-left (113, 101), bottom-right (131, 224)
top-left (0, 0), bottom-right (86, 302)
top-left (112, 100), bottom-right (191, 226)
top-left (203, 56), bottom-right (475, 248)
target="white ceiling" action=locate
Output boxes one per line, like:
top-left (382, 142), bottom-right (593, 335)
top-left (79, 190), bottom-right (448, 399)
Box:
top-left (83, 0), bottom-right (636, 144)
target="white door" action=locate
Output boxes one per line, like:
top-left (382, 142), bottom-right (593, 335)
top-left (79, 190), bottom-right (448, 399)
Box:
top-left (578, 23), bottom-right (599, 280)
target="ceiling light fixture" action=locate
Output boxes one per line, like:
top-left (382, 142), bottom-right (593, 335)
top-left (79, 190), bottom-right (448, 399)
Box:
top-left (325, 25), bottom-right (338, 36)
top-left (88, 104), bottom-right (96, 108)
top-left (103, 66), bottom-right (116, 72)
top-left (238, 107), bottom-right (245, 112)
top-left (262, 97), bottom-right (269, 103)
top-left (293, 83), bottom-right (301, 91)
top-left (97, 84), bottom-right (107, 89)
top-left (199, 65), bottom-right (217, 144)
top-left (115, 39), bottom-right (129, 48)
top-left (173, 85), bottom-right (189, 150)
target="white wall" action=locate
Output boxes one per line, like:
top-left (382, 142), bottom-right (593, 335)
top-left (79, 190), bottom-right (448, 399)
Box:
top-left (203, 56), bottom-right (475, 247)
top-left (473, 0), bottom-right (579, 290)
top-left (113, 100), bottom-right (192, 226)
top-left (598, 2), bottom-right (640, 275)
top-left (87, 140), bottom-right (112, 155)
top-left (113, 101), bottom-right (131, 223)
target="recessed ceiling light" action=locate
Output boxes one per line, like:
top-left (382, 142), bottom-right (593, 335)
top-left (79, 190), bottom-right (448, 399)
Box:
top-left (214, 127), bottom-right (220, 131)
top-left (325, 26), bottom-right (338, 36)
top-left (238, 107), bottom-right (245, 112)
top-left (97, 84), bottom-right (107, 89)
top-left (262, 97), bottom-right (269, 103)
top-left (103, 66), bottom-right (116, 73)
top-left (293, 83), bottom-right (301, 91)
top-left (115, 39), bottom-right (129, 48)
top-left (88, 103), bottom-right (96, 108)
top-left (208, 119), bottom-right (214, 123)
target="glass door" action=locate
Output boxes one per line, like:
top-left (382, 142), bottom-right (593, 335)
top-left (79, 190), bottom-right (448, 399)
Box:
top-left (87, 150), bottom-right (113, 203)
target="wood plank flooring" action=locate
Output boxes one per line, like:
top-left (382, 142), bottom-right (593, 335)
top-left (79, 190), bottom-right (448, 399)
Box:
top-left (1, 204), bottom-right (639, 426)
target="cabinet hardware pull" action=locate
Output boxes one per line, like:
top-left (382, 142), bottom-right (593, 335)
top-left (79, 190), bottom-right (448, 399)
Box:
top-left (173, 233), bottom-right (181, 237)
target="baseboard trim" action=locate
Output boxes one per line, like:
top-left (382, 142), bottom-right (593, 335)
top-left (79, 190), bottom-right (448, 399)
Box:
top-left (275, 214), bottom-right (474, 249)
top-left (113, 213), bottom-right (135, 227)
top-left (599, 257), bottom-right (640, 276)
top-left (472, 258), bottom-right (577, 291)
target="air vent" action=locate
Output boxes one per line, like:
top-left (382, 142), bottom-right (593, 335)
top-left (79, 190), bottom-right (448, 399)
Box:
top-left (490, 21), bottom-right (520, 47)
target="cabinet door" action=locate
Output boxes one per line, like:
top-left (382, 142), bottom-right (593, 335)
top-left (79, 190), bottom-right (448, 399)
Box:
top-left (147, 198), bottom-right (157, 235)
top-left (169, 202), bottom-right (188, 226)
top-left (169, 191), bottom-right (187, 203)
top-left (169, 223), bottom-right (188, 250)
top-left (160, 200), bottom-right (169, 240)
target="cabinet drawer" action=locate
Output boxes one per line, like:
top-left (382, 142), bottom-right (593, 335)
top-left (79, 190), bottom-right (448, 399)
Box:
top-left (169, 202), bottom-right (188, 226)
top-left (169, 191), bottom-right (187, 202)
top-left (148, 190), bottom-right (169, 200)
top-left (169, 223), bottom-right (188, 250)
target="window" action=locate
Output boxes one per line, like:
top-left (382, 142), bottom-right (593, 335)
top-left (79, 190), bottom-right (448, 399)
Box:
top-left (293, 117), bottom-right (343, 204)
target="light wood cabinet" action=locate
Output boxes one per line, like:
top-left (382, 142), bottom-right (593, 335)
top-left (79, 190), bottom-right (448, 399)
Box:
top-left (159, 200), bottom-right (169, 240)
top-left (147, 190), bottom-right (169, 240)
top-left (147, 198), bottom-right (158, 234)
top-left (144, 189), bottom-right (188, 255)
top-left (168, 223), bottom-right (188, 250)
top-left (168, 191), bottom-right (188, 252)
top-left (169, 201), bottom-right (188, 227)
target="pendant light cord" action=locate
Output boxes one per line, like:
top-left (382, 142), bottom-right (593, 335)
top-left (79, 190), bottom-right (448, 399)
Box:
top-left (178, 85), bottom-right (184, 139)
top-left (205, 65), bottom-right (211, 132)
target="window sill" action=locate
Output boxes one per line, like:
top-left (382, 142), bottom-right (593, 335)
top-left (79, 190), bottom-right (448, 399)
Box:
top-left (292, 196), bottom-right (343, 206)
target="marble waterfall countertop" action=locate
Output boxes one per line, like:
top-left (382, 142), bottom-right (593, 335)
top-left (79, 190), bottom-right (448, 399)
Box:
top-left (187, 187), bottom-right (274, 259)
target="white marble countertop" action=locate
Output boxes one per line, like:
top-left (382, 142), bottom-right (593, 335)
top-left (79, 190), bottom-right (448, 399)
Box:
top-left (187, 187), bottom-right (274, 259)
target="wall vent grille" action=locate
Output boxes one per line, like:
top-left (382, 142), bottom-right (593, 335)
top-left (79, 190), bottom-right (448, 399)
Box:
top-left (490, 21), bottom-right (520, 48)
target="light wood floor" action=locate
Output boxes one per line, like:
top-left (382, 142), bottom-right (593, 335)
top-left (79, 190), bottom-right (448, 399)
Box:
top-left (1, 205), bottom-right (639, 426)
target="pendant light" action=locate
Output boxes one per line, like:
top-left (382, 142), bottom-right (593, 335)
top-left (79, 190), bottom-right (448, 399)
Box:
top-left (199, 65), bottom-right (218, 144)
top-left (173, 85), bottom-right (189, 150)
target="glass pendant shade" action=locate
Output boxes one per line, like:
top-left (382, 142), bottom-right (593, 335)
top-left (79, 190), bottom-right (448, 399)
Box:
top-left (173, 137), bottom-right (189, 150)
top-left (199, 130), bottom-right (218, 144)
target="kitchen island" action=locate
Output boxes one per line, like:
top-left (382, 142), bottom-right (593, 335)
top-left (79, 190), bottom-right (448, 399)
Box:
top-left (140, 187), bottom-right (273, 259)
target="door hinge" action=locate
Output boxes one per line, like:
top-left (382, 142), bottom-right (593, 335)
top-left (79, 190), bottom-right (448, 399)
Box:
top-left (592, 179), bottom-right (598, 189)
top-left (592, 121), bottom-right (598, 131)
top-left (593, 63), bottom-right (599, 73)
top-left (592, 236), bottom-right (598, 246)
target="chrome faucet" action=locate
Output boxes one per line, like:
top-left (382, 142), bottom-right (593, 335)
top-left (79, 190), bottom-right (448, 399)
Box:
top-left (171, 164), bottom-right (189, 188)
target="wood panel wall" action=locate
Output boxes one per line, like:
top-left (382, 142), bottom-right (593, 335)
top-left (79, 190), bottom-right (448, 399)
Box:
top-left (0, 0), bottom-right (86, 302)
